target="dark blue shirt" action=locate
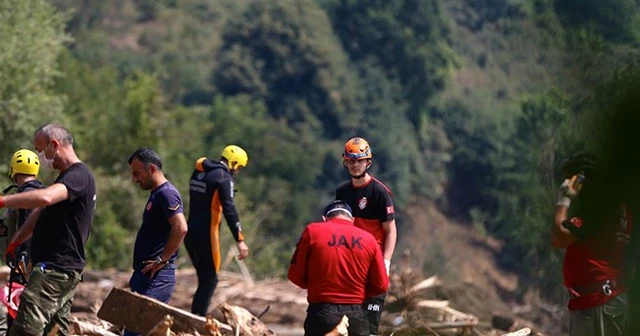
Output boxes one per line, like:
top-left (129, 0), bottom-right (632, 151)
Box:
top-left (133, 181), bottom-right (183, 270)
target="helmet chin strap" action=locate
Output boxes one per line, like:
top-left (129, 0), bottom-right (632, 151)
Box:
top-left (349, 171), bottom-right (367, 179)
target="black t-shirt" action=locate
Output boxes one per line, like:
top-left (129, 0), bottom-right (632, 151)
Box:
top-left (31, 163), bottom-right (96, 273)
top-left (335, 177), bottom-right (395, 249)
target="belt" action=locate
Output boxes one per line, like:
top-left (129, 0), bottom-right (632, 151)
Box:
top-left (568, 280), bottom-right (620, 298)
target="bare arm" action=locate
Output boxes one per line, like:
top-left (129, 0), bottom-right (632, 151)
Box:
top-left (382, 219), bottom-right (397, 261)
top-left (142, 212), bottom-right (188, 276)
top-left (550, 205), bottom-right (576, 249)
top-left (1, 184), bottom-right (68, 209)
top-left (160, 212), bottom-right (188, 261)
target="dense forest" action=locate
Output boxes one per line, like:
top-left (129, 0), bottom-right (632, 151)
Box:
top-left (2, 0), bottom-right (640, 303)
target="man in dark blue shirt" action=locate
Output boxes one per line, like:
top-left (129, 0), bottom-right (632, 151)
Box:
top-left (126, 148), bottom-right (188, 336)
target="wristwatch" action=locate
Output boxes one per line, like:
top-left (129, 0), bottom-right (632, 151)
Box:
top-left (154, 256), bottom-right (169, 265)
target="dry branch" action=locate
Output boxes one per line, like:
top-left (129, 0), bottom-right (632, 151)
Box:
top-left (501, 328), bottom-right (532, 336)
top-left (408, 276), bottom-right (441, 293)
top-left (220, 303), bottom-right (275, 336)
top-left (147, 315), bottom-right (174, 336)
top-left (415, 300), bottom-right (450, 309)
top-left (70, 320), bottom-right (119, 336)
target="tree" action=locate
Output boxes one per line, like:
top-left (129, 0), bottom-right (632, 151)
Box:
top-left (323, 0), bottom-right (457, 125)
top-left (489, 89), bottom-right (574, 297)
top-left (554, 0), bottom-right (640, 44)
top-left (0, 0), bottom-right (70, 173)
top-left (212, 0), bottom-right (361, 139)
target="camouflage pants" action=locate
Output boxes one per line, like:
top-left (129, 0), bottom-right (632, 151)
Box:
top-left (8, 264), bottom-right (81, 336)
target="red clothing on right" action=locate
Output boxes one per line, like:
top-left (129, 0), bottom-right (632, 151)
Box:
top-left (563, 207), bottom-right (633, 310)
top-left (288, 218), bottom-right (389, 304)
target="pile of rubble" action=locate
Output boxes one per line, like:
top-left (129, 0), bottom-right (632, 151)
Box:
top-left (380, 264), bottom-right (544, 336)
top-left (0, 264), bottom-right (544, 336)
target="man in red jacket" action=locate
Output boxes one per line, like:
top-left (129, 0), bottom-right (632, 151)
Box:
top-left (288, 200), bottom-right (389, 336)
top-left (551, 153), bottom-right (632, 336)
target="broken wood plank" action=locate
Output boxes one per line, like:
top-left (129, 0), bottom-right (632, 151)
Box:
top-left (408, 275), bottom-right (441, 293)
top-left (501, 328), bottom-right (531, 336)
top-left (415, 300), bottom-right (450, 309)
top-left (97, 287), bottom-right (232, 335)
top-left (427, 320), bottom-right (479, 330)
top-left (441, 306), bottom-right (479, 322)
top-left (220, 303), bottom-right (275, 336)
top-left (70, 320), bottom-right (119, 336)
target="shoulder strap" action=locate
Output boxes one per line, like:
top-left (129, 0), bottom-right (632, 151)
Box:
top-left (17, 180), bottom-right (45, 192)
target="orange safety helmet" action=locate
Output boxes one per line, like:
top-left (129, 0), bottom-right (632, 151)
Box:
top-left (342, 137), bottom-right (372, 160)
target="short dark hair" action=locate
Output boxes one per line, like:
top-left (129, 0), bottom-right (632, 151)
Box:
top-left (128, 147), bottom-right (163, 170)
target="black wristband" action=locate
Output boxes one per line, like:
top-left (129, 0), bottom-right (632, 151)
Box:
top-left (562, 219), bottom-right (586, 240)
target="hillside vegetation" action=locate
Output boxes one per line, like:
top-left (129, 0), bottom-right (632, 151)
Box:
top-left (2, 0), bottom-right (640, 304)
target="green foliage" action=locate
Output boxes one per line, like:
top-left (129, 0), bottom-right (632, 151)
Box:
top-left (5, 0), bottom-right (640, 305)
top-left (0, 0), bottom-right (70, 173)
top-left (488, 90), bottom-right (573, 295)
top-left (554, 0), bottom-right (640, 44)
top-left (204, 95), bottom-right (328, 234)
top-left (212, 0), bottom-right (361, 138)
top-left (324, 0), bottom-right (457, 124)
top-left (86, 171), bottom-right (142, 270)
top-left (56, 56), bottom-right (165, 173)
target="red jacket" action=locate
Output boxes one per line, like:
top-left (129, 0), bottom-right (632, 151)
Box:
top-left (288, 217), bottom-right (389, 304)
top-left (563, 207), bottom-right (633, 310)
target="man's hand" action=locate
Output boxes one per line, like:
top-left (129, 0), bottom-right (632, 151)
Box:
top-left (237, 241), bottom-right (249, 260)
top-left (142, 256), bottom-right (168, 277)
top-left (557, 175), bottom-right (582, 207)
top-left (4, 240), bottom-right (19, 266)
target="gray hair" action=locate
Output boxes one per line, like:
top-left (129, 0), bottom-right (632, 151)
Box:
top-left (34, 124), bottom-right (74, 145)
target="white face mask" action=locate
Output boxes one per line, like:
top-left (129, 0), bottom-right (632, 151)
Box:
top-left (37, 143), bottom-right (55, 170)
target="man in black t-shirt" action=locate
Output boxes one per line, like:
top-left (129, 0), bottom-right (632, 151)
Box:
top-left (0, 124), bottom-right (96, 336)
top-left (336, 137), bottom-right (397, 336)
